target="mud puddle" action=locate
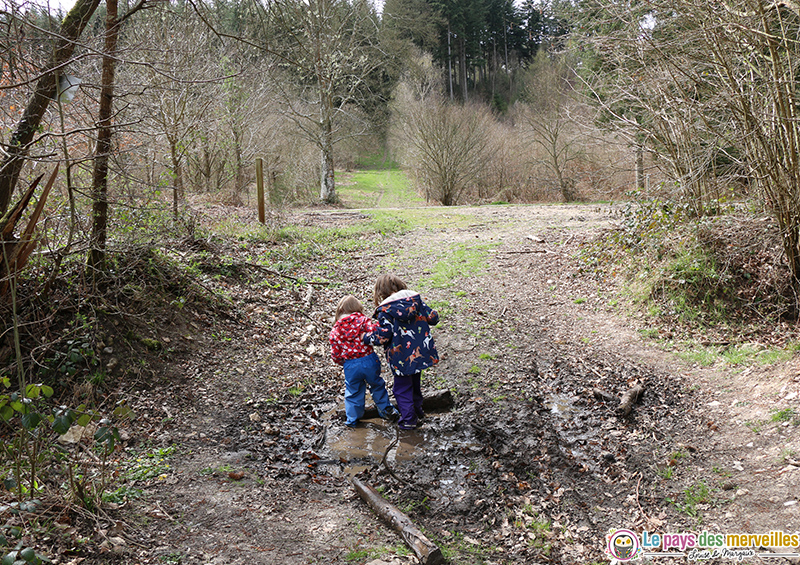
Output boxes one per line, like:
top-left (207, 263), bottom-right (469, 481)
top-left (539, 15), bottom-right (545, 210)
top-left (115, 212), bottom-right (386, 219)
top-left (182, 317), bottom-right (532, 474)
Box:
top-left (321, 408), bottom-right (484, 502)
top-left (545, 393), bottom-right (603, 471)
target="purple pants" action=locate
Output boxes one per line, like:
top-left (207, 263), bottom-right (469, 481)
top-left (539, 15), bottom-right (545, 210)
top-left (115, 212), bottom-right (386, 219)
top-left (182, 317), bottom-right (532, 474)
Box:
top-left (393, 372), bottom-right (424, 429)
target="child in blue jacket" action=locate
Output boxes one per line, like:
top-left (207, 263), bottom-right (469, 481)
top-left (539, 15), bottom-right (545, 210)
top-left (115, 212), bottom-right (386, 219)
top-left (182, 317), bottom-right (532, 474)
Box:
top-left (365, 274), bottom-right (439, 430)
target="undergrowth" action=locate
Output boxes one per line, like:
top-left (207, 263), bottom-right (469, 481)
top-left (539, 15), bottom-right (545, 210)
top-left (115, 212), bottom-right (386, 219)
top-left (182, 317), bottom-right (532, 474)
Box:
top-left (0, 218), bottom-right (249, 563)
top-left (579, 191), bottom-right (798, 348)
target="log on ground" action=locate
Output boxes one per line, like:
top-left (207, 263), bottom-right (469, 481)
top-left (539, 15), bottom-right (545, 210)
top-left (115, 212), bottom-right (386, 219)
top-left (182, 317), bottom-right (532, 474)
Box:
top-left (352, 476), bottom-right (444, 565)
top-left (618, 383), bottom-right (645, 416)
top-left (336, 389), bottom-right (454, 421)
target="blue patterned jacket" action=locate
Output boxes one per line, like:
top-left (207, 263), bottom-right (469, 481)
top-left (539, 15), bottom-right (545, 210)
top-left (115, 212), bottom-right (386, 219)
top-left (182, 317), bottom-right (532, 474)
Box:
top-left (364, 290), bottom-right (439, 376)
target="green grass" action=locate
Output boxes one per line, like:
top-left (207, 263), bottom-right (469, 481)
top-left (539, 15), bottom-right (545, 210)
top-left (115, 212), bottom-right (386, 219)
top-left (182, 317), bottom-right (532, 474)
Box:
top-left (657, 465), bottom-right (674, 480)
top-left (338, 168), bottom-right (425, 209)
top-left (670, 480), bottom-right (715, 519)
top-left (771, 407), bottom-right (796, 422)
top-left (421, 243), bottom-right (495, 289)
top-left (677, 341), bottom-right (800, 368)
top-left (677, 345), bottom-right (721, 367)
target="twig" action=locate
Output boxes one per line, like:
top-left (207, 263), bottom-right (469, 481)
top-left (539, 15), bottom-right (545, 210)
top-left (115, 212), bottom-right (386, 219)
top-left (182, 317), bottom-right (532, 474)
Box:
top-left (496, 249), bottom-right (547, 255)
top-left (243, 262), bottom-right (329, 286)
top-left (379, 426), bottom-right (407, 486)
top-left (376, 428), bottom-right (435, 500)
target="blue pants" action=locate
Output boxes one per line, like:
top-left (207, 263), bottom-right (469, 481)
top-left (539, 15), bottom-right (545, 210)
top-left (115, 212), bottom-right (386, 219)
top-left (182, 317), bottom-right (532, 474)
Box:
top-left (343, 353), bottom-right (394, 426)
top-left (393, 372), bottom-right (424, 429)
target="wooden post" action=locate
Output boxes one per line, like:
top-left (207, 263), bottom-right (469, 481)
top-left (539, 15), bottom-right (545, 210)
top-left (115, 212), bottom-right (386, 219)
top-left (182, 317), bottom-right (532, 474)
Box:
top-left (256, 157), bottom-right (265, 224)
top-left (352, 476), bottom-right (444, 565)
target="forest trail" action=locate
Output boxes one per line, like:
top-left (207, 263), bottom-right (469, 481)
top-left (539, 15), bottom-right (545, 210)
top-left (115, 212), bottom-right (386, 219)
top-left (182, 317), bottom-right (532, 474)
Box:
top-left (115, 203), bottom-right (799, 565)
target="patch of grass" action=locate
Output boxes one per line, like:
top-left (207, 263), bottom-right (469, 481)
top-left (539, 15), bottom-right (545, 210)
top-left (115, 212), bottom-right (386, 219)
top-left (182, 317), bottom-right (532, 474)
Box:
top-left (478, 353), bottom-right (496, 360)
top-left (720, 343), bottom-right (761, 365)
top-left (426, 299), bottom-right (452, 320)
top-left (438, 531), bottom-right (492, 562)
top-left (744, 420), bottom-right (762, 434)
top-left (669, 480), bottom-right (715, 519)
top-left (343, 547), bottom-right (375, 562)
top-left (124, 445), bottom-right (176, 482)
top-left (338, 168), bottom-right (424, 209)
top-left (422, 243), bottom-right (495, 289)
top-left (199, 464), bottom-right (235, 476)
top-left (770, 407), bottom-right (795, 422)
top-left (400, 496), bottom-right (430, 514)
top-left (468, 365), bottom-right (481, 375)
top-left (527, 516), bottom-right (553, 555)
top-left (573, 297), bottom-right (587, 304)
top-left (657, 466), bottom-right (674, 480)
top-left (758, 345), bottom-right (800, 364)
top-left (677, 345), bottom-right (721, 367)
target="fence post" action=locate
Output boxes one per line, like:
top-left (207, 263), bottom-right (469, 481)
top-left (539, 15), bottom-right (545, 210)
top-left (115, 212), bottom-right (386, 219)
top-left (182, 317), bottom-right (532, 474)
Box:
top-left (256, 157), bottom-right (265, 224)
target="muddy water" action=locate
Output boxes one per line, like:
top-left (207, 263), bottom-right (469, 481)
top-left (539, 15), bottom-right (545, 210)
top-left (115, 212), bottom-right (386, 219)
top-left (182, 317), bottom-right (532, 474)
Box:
top-left (546, 393), bottom-right (603, 472)
top-left (324, 416), bottom-right (424, 468)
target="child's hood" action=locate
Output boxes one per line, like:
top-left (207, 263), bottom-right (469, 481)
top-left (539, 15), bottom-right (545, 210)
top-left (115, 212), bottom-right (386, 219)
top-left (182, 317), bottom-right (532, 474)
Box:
top-left (332, 312), bottom-right (369, 340)
top-left (376, 289), bottom-right (423, 322)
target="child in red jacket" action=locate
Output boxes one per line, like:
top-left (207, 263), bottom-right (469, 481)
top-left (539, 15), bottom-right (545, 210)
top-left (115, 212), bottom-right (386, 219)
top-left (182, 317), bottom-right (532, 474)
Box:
top-left (329, 295), bottom-right (399, 427)
top-left (365, 275), bottom-right (439, 430)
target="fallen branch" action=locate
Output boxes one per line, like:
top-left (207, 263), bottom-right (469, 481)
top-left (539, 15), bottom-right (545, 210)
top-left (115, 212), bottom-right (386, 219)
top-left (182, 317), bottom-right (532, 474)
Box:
top-left (592, 387), bottom-right (615, 403)
top-left (336, 389), bottom-right (454, 421)
top-left (243, 262), bottom-right (329, 286)
top-left (352, 476), bottom-right (444, 565)
top-left (618, 383), bottom-right (644, 416)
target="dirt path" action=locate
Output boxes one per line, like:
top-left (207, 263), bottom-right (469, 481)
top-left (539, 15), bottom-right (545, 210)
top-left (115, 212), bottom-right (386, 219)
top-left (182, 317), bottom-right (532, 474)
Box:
top-left (115, 204), bottom-right (799, 565)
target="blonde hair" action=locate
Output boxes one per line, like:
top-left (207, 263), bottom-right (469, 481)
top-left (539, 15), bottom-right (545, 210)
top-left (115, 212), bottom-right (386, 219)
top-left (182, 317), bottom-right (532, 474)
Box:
top-left (335, 295), bottom-right (364, 321)
top-left (373, 274), bottom-right (407, 306)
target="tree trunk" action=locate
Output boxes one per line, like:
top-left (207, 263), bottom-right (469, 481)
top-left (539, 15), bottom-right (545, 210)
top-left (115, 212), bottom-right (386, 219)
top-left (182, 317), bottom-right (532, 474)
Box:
top-left (89, 0), bottom-right (119, 272)
top-left (447, 22), bottom-right (454, 101)
top-left (636, 145), bottom-right (644, 191)
top-left (320, 146), bottom-right (336, 203)
top-left (459, 36), bottom-right (468, 101)
top-left (0, 0), bottom-right (101, 215)
top-left (319, 99), bottom-right (336, 203)
top-left (170, 140), bottom-right (184, 221)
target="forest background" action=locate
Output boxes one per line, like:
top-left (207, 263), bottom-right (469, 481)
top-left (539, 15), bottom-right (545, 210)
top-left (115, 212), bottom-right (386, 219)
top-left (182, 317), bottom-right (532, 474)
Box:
top-left (4, 0), bottom-right (800, 562)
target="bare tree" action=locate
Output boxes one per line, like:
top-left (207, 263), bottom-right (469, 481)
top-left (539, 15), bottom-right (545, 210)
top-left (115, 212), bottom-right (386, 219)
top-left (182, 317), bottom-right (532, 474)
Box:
top-left (573, 0), bottom-right (800, 284)
top-left (122, 5), bottom-right (218, 219)
top-left (0, 0), bottom-right (100, 216)
top-left (519, 51), bottom-right (584, 202)
top-left (392, 59), bottom-right (495, 206)
top-left (264, 0), bottom-right (388, 203)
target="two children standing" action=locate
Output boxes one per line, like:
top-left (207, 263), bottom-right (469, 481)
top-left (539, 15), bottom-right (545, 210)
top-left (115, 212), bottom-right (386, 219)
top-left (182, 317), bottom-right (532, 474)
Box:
top-left (329, 274), bottom-right (439, 431)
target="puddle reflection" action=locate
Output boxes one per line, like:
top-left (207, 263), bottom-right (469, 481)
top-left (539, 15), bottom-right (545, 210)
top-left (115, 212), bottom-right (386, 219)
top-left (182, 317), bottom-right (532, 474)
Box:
top-left (325, 417), bottom-right (428, 465)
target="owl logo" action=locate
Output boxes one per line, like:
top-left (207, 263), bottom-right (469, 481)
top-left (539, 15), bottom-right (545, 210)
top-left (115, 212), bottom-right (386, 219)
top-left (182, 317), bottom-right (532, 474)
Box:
top-left (606, 529), bottom-right (641, 561)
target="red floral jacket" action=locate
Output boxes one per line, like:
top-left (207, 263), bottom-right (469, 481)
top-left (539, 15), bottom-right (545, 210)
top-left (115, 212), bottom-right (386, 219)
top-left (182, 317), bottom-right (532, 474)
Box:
top-left (329, 312), bottom-right (379, 365)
